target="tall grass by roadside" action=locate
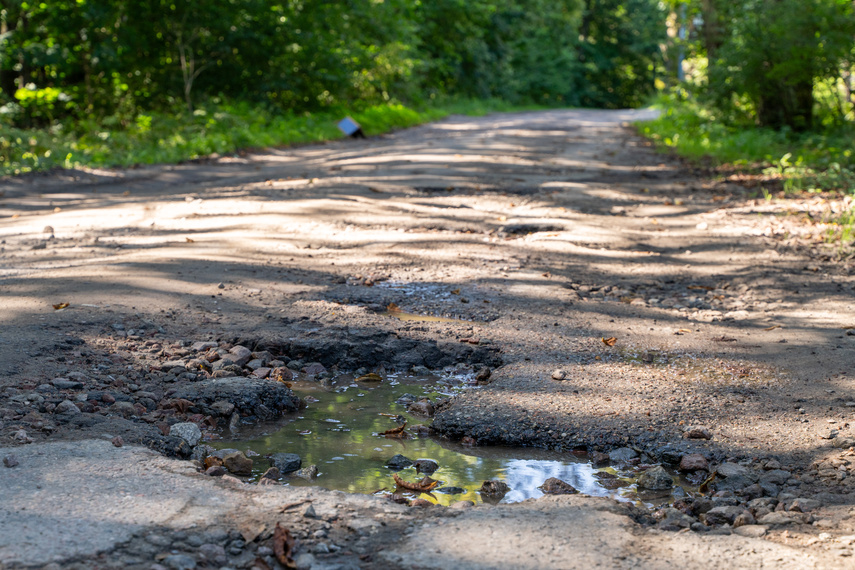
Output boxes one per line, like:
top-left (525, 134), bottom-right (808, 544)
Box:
top-left (0, 98), bottom-right (539, 177)
top-left (637, 92), bottom-right (855, 245)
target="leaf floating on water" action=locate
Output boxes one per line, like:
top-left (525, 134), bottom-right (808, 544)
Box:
top-left (272, 523), bottom-right (297, 569)
top-left (381, 422), bottom-right (408, 437)
top-left (393, 472), bottom-right (438, 492)
top-left (602, 337), bottom-right (617, 347)
top-left (52, 302), bottom-right (70, 310)
top-left (356, 373), bottom-right (383, 382)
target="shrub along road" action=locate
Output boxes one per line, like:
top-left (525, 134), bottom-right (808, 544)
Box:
top-left (1, 109), bottom-right (854, 568)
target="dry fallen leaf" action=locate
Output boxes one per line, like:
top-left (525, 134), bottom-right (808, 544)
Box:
top-left (272, 523), bottom-right (297, 569)
top-left (381, 423), bottom-right (407, 437)
top-left (52, 302), bottom-right (70, 310)
top-left (687, 285), bottom-right (714, 291)
top-left (602, 337), bottom-right (617, 347)
top-left (185, 237), bottom-right (195, 243)
top-left (677, 328), bottom-right (692, 333)
top-left (393, 472), bottom-right (438, 493)
top-left (451, 288), bottom-right (460, 295)
top-left (763, 325), bottom-right (782, 331)
top-left (386, 302), bottom-right (401, 313)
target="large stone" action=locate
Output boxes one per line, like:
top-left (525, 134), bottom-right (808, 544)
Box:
top-left (223, 451), bottom-right (253, 475)
top-left (52, 378), bottom-right (84, 390)
top-left (269, 452), bottom-right (301, 473)
top-left (608, 447), bottom-right (638, 465)
top-left (757, 512), bottom-right (801, 525)
top-left (169, 422), bottom-right (202, 447)
top-left (789, 498), bottom-right (821, 513)
top-left (228, 345), bottom-right (253, 367)
top-left (715, 462), bottom-right (758, 491)
top-left (385, 454), bottom-right (413, 470)
top-left (702, 505), bottom-right (744, 525)
top-left (171, 377), bottom-right (300, 421)
top-left (759, 469), bottom-right (791, 486)
top-left (679, 454), bottom-right (709, 472)
top-left (636, 466), bottom-right (673, 490)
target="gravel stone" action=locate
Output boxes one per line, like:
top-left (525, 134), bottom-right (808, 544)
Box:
top-left (169, 422), bottom-right (202, 447)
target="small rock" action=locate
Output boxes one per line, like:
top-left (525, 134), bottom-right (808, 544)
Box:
top-left (303, 362), bottom-right (327, 376)
top-left (269, 452), bottom-right (301, 473)
top-left (637, 466), bottom-right (673, 490)
top-left (191, 341), bottom-right (218, 351)
top-left (223, 451), bottom-right (254, 475)
top-left (592, 452), bottom-right (610, 466)
top-left (385, 454), bottom-right (414, 470)
top-left (303, 504), bottom-right (317, 518)
top-left (733, 525), bottom-right (768, 538)
top-left (538, 477), bottom-right (578, 495)
top-left (551, 369), bottom-right (566, 381)
top-left (170, 422), bottom-right (202, 447)
top-left (3, 454), bottom-right (19, 468)
top-left (111, 436), bottom-right (124, 447)
top-left (733, 511), bottom-right (756, 527)
top-left (685, 426), bottom-right (712, 439)
top-left (450, 501), bottom-right (475, 509)
top-left (475, 367), bottom-right (492, 382)
top-left (413, 459), bottom-right (438, 475)
top-left (55, 400), bottom-right (81, 415)
top-left (407, 400), bottom-right (435, 417)
top-left (251, 367), bottom-right (271, 379)
top-left (51, 378), bottom-right (84, 390)
top-left (162, 553), bottom-right (197, 570)
top-left (294, 465), bottom-right (319, 480)
top-left (205, 466), bottom-right (226, 477)
top-left (679, 454), bottom-right (709, 472)
top-left (758, 512), bottom-right (800, 525)
top-left (410, 499), bottom-right (433, 508)
top-left (14, 429), bottom-right (33, 443)
top-left (260, 467), bottom-right (281, 480)
top-left (480, 480), bottom-right (510, 497)
top-left (197, 543), bottom-right (226, 565)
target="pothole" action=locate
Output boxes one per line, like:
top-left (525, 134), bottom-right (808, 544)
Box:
top-left (208, 371), bottom-right (699, 507)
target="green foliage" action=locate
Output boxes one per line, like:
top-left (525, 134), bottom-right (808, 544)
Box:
top-left (0, 0), bottom-right (668, 132)
top-left (684, 0), bottom-right (855, 130)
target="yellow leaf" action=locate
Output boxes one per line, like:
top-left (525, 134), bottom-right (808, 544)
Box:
top-left (52, 302), bottom-right (69, 310)
top-left (602, 337), bottom-right (617, 347)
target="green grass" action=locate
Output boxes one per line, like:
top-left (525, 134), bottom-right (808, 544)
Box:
top-left (0, 97), bottom-right (542, 177)
top-left (636, 92), bottom-right (855, 194)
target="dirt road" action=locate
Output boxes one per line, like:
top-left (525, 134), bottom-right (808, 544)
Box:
top-left (2, 109), bottom-right (855, 568)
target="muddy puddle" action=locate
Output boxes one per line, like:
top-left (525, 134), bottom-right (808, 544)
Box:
top-left (213, 373), bottom-right (696, 507)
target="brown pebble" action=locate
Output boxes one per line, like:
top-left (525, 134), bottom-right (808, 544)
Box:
top-left (3, 454), bottom-right (19, 468)
top-left (410, 499), bottom-right (434, 508)
top-left (102, 393), bottom-right (116, 404)
top-left (449, 501), bottom-right (475, 509)
top-left (205, 465), bottom-right (227, 477)
top-left (112, 436), bottom-right (124, 447)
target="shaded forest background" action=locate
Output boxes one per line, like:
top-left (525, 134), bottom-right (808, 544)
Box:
top-left (1, 0), bottom-right (855, 180)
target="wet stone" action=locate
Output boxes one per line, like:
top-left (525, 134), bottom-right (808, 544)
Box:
top-left (703, 505), bottom-right (744, 525)
top-left (294, 465), bottom-right (319, 480)
top-left (223, 451), bottom-right (254, 475)
top-left (636, 466), bottom-right (673, 490)
top-left (538, 477), bottom-right (578, 495)
top-left (269, 452), bottom-right (302, 473)
top-left (413, 459), bottom-right (438, 475)
top-left (385, 454), bottom-right (414, 470)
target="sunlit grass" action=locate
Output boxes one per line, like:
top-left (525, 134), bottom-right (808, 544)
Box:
top-left (0, 98), bottom-right (545, 177)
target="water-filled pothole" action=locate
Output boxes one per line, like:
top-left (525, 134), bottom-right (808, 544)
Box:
top-left (212, 373), bottom-right (697, 506)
